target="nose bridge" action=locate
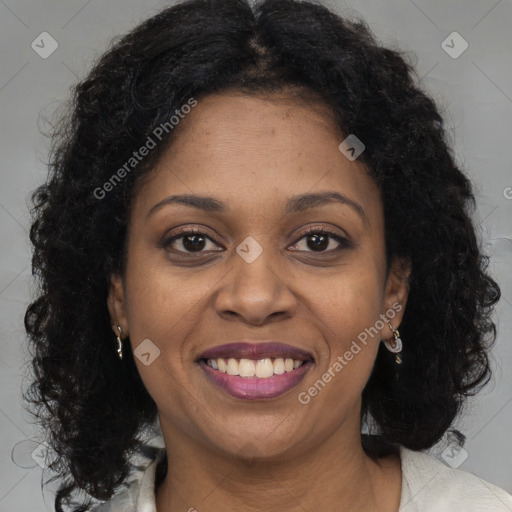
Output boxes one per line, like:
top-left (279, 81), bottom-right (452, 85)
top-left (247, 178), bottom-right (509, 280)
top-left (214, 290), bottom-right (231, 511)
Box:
top-left (215, 235), bottom-right (296, 324)
top-left (237, 240), bottom-right (279, 293)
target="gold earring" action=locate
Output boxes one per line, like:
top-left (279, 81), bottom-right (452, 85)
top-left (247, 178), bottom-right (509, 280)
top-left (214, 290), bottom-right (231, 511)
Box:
top-left (383, 323), bottom-right (403, 364)
top-left (116, 325), bottom-right (124, 360)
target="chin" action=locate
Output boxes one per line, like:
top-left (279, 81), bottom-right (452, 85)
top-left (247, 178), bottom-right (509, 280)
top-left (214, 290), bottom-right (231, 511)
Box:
top-left (205, 421), bottom-right (303, 462)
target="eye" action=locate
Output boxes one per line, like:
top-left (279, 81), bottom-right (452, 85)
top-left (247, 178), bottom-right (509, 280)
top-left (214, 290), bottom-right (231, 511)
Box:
top-left (162, 228), bottom-right (223, 255)
top-left (161, 226), bottom-right (351, 257)
top-left (289, 227), bottom-right (350, 253)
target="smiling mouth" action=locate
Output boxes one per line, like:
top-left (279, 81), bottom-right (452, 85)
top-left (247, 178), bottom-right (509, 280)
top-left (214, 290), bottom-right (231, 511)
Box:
top-left (196, 341), bottom-right (314, 399)
top-left (202, 356), bottom-right (307, 378)
top-left (198, 357), bottom-right (313, 400)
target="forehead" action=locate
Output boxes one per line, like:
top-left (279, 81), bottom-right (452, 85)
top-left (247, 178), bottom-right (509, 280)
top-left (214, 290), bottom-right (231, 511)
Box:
top-left (133, 92), bottom-right (381, 224)
top-left (166, 92), bottom-right (342, 166)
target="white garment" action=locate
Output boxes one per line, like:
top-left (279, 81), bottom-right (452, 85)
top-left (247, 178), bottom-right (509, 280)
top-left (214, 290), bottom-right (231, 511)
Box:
top-left (90, 441), bottom-right (512, 511)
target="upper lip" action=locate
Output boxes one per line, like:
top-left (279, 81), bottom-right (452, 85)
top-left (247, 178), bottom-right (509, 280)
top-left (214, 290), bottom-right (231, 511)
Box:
top-left (198, 341), bottom-right (314, 362)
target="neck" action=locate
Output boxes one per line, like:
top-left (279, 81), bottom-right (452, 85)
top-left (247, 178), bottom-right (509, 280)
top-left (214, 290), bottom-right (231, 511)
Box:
top-left (154, 415), bottom-right (401, 512)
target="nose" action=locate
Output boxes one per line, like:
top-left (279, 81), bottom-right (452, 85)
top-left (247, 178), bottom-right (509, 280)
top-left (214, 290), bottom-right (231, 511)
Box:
top-left (214, 246), bottom-right (298, 326)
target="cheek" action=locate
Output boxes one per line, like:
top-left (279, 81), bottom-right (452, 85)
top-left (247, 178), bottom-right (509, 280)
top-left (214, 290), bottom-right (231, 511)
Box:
top-left (311, 266), bottom-right (384, 387)
top-left (125, 284), bottom-right (196, 429)
top-left (121, 254), bottom-right (205, 400)
top-left (123, 252), bottom-right (213, 342)
top-left (316, 266), bottom-right (384, 340)
top-left (288, 283), bottom-right (381, 437)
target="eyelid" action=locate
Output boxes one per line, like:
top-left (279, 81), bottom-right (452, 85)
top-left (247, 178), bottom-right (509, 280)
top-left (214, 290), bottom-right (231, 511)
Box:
top-left (161, 227), bottom-right (223, 250)
top-left (292, 224), bottom-right (348, 242)
top-left (289, 225), bottom-right (351, 252)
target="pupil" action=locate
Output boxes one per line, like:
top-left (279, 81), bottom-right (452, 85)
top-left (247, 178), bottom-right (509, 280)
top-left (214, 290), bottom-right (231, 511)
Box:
top-left (308, 234), bottom-right (328, 251)
top-left (181, 233), bottom-right (329, 252)
top-left (184, 234), bottom-right (205, 251)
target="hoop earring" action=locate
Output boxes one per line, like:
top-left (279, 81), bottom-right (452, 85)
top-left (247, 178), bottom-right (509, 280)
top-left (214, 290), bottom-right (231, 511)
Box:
top-left (116, 325), bottom-right (124, 360)
top-left (383, 323), bottom-right (403, 364)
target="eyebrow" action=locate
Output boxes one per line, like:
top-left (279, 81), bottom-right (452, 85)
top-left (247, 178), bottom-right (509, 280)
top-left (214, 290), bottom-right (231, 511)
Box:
top-left (147, 191), bottom-right (369, 225)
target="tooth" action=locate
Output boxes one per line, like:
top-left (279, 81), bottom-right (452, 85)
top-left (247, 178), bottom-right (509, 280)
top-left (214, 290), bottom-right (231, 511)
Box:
top-left (273, 358), bottom-right (285, 374)
top-left (239, 358), bottom-right (256, 377)
top-left (211, 356), bottom-right (304, 377)
top-left (218, 358), bottom-right (227, 373)
top-left (227, 358), bottom-right (239, 375)
top-left (255, 358), bottom-right (274, 378)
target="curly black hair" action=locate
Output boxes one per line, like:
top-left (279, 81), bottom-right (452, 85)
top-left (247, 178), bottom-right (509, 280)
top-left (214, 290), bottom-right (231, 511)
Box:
top-left (24, 0), bottom-right (500, 510)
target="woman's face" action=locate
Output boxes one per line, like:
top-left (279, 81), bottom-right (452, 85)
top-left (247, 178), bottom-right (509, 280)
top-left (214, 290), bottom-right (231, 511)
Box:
top-left (109, 92), bottom-right (409, 460)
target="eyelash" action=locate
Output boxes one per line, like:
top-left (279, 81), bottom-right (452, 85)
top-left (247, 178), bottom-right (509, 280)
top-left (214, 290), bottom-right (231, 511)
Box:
top-left (161, 226), bottom-right (350, 257)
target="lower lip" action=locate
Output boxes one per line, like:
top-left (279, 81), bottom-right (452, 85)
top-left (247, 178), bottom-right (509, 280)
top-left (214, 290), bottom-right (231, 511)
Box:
top-left (199, 360), bottom-right (313, 400)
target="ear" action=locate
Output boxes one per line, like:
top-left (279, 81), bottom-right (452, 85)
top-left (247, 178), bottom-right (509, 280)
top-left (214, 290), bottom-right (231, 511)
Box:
top-left (381, 256), bottom-right (411, 337)
top-left (107, 273), bottom-right (129, 337)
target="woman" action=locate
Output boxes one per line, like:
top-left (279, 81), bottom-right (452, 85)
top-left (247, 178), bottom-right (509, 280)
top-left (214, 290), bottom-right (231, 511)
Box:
top-left (24, 0), bottom-right (512, 510)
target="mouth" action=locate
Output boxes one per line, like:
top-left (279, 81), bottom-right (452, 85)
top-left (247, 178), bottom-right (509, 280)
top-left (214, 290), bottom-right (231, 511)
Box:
top-left (196, 342), bottom-right (314, 400)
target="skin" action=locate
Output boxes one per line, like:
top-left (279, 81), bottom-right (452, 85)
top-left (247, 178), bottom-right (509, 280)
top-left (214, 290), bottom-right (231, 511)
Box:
top-left (108, 91), bottom-right (410, 512)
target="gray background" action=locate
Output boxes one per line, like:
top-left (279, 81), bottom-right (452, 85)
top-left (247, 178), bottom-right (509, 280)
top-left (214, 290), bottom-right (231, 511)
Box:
top-left (1, 0), bottom-right (511, 510)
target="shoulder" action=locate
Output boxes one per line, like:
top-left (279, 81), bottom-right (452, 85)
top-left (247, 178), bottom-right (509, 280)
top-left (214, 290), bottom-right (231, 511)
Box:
top-left (87, 422), bottom-right (166, 512)
top-left (399, 445), bottom-right (512, 512)
top-left (88, 449), bottom-right (164, 512)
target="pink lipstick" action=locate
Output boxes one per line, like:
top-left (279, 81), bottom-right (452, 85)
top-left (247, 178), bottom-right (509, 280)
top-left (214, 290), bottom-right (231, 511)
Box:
top-left (197, 341), bottom-right (314, 400)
